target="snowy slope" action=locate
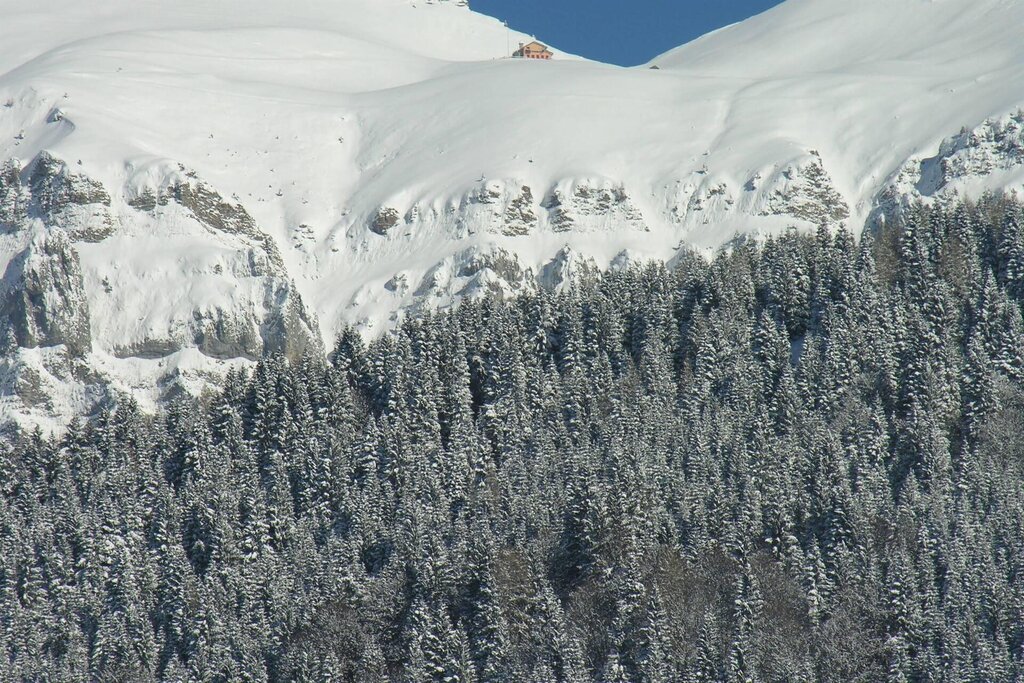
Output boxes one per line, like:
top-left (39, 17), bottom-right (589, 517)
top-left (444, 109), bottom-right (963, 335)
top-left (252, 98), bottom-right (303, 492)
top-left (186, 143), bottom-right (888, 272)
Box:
top-left (1, 0), bottom-right (1023, 430)
top-left (651, 0), bottom-right (1024, 223)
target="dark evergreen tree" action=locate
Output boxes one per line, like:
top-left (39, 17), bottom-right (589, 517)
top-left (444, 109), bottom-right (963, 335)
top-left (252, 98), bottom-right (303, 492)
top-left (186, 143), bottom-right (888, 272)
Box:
top-left (3, 197), bottom-right (1024, 681)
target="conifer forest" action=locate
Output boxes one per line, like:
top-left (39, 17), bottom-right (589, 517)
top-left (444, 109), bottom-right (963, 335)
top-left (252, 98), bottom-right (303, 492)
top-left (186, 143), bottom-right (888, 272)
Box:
top-left (4, 197), bottom-right (1024, 682)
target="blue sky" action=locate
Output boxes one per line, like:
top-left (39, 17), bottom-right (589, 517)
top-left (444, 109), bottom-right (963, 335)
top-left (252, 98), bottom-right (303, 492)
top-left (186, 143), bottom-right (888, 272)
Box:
top-left (471, 0), bottom-right (786, 67)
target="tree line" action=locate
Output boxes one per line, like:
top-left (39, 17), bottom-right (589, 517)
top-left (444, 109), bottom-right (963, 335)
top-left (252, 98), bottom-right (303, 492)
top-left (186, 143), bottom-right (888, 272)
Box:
top-left (2, 195), bottom-right (1024, 681)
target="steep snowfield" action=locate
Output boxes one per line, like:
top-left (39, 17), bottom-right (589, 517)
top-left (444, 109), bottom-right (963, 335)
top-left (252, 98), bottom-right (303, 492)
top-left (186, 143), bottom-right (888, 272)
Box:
top-left (1, 0), bottom-right (1023, 429)
top-left (652, 0), bottom-right (1024, 219)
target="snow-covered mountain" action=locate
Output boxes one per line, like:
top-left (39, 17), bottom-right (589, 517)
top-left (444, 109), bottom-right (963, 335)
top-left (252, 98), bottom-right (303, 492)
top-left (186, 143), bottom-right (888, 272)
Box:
top-left (1, 0), bottom-right (1023, 430)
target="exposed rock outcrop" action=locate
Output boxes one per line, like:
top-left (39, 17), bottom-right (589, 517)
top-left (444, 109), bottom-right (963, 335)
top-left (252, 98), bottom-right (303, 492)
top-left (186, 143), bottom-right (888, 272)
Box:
top-left (370, 207), bottom-right (401, 236)
top-left (502, 185), bottom-right (536, 236)
top-left (261, 279), bottom-right (323, 361)
top-left (448, 180), bottom-right (540, 237)
top-left (761, 154), bottom-right (849, 225)
top-left (0, 160), bottom-right (30, 230)
top-left (0, 153), bottom-right (327, 430)
top-left (876, 110), bottom-right (1024, 226)
top-left (456, 247), bottom-right (528, 286)
top-left (543, 179), bottom-right (645, 233)
top-left (110, 278), bottom-right (321, 362)
top-left (921, 111), bottom-right (1024, 193)
top-left (1, 229), bottom-right (91, 356)
top-left (121, 167), bottom-right (322, 360)
top-left (538, 246), bottom-right (600, 291)
top-left (168, 178), bottom-right (285, 269)
top-left (28, 152), bottom-right (115, 242)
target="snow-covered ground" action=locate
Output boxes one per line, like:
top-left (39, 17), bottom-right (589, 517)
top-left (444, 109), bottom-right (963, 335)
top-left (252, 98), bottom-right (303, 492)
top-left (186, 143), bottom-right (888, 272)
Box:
top-left (1, 0), bottom-right (1023, 430)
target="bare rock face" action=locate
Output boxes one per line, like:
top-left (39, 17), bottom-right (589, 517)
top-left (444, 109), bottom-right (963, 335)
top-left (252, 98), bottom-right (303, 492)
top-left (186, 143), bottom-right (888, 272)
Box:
top-left (406, 244), bottom-right (609, 316)
top-left (1, 229), bottom-right (91, 356)
top-left (370, 207), bottom-right (402, 236)
top-left (405, 180), bottom-right (540, 238)
top-left (28, 152), bottom-right (115, 242)
top-left (877, 110), bottom-right (1024, 226)
top-left (10, 363), bottom-right (49, 408)
top-left (30, 152), bottom-right (110, 208)
top-left (538, 246), bottom-right (600, 291)
top-left (502, 185), bottom-right (536, 236)
top-left (2, 152), bottom-right (323, 365)
top-left (685, 182), bottom-right (736, 216)
top-left (126, 186), bottom-right (170, 212)
top-left (0, 160), bottom-right (30, 230)
top-left (456, 247), bottom-right (528, 287)
top-left (462, 181), bottom-right (538, 236)
top-left (110, 307), bottom-right (271, 361)
top-left (0, 347), bottom-right (74, 415)
top-left (110, 279), bottom-right (321, 363)
top-left (762, 154), bottom-right (849, 225)
top-left (0, 152), bottom-right (327, 430)
top-left (921, 111), bottom-right (1024, 192)
top-left (543, 179), bottom-right (646, 233)
top-left (168, 178), bottom-right (285, 269)
top-left (262, 279), bottom-right (323, 360)
top-left (1, 154), bottom-right (114, 241)
top-left (122, 168), bottom-right (323, 361)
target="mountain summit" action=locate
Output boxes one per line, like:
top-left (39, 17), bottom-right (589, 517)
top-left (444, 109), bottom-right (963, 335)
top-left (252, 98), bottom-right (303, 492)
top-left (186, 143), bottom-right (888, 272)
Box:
top-left (1, 0), bottom-right (1023, 429)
